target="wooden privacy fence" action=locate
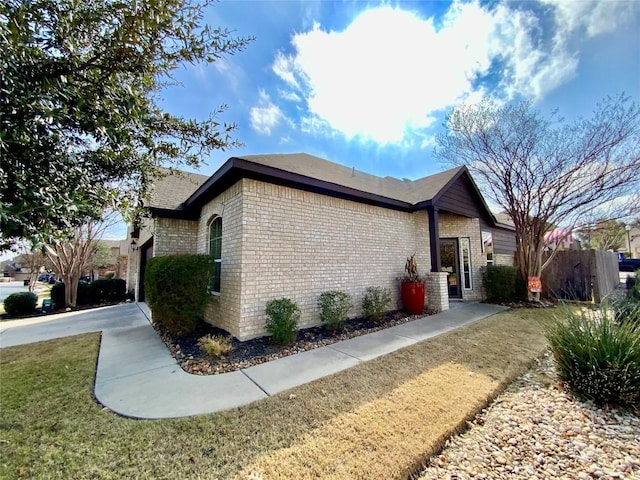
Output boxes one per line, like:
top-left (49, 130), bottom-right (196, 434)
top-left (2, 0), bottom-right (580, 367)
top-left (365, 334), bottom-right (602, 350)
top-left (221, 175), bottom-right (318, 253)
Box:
top-left (541, 250), bottom-right (620, 302)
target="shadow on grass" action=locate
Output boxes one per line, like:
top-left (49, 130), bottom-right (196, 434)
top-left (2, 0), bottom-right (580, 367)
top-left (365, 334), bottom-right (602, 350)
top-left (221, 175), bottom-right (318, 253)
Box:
top-left (0, 308), bottom-right (552, 480)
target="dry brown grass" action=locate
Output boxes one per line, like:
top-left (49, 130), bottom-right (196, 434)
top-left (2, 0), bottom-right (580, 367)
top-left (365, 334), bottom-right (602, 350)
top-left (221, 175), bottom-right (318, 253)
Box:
top-left (0, 308), bottom-right (551, 480)
top-left (240, 363), bottom-right (498, 479)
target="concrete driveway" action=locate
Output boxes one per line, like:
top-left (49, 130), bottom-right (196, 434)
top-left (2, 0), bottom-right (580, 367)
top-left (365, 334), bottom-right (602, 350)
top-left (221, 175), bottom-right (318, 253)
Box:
top-left (0, 303), bottom-right (149, 348)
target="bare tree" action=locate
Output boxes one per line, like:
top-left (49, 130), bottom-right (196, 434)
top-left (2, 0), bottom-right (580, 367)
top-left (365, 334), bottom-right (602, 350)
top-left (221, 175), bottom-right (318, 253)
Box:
top-left (44, 213), bottom-right (118, 307)
top-left (15, 243), bottom-right (46, 292)
top-left (436, 94), bottom-right (640, 300)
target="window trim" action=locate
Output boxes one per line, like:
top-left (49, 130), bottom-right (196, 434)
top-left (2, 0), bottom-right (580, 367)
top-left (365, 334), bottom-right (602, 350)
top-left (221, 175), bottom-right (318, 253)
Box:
top-left (208, 216), bottom-right (222, 295)
top-left (461, 237), bottom-right (472, 290)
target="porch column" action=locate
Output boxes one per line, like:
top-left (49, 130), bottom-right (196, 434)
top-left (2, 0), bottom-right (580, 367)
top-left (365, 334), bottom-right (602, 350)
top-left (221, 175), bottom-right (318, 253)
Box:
top-left (427, 205), bottom-right (441, 272)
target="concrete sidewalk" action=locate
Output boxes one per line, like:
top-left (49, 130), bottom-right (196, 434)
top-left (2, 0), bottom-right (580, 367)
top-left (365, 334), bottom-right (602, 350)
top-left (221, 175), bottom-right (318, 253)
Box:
top-left (0, 303), bottom-right (150, 348)
top-left (94, 302), bottom-right (508, 419)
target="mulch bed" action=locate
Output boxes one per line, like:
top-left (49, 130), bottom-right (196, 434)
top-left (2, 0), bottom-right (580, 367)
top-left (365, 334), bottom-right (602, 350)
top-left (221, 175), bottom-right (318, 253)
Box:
top-left (155, 310), bottom-right (436, 375)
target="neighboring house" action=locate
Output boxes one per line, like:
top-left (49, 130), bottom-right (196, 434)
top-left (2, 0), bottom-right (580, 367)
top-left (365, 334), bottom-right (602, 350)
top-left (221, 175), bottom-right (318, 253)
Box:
top-left (544, 227), bottom-right (581, 252)
top-left (127, 154), bottom-right (516, 341)
top-left (93, 239), bottom-right (129, 280)
top-left (621, 225), bottom-right (640, 259)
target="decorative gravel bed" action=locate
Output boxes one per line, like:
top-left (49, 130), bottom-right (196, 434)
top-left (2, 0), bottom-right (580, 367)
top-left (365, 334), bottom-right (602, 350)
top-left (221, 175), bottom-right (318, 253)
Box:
top-left (156, 309), bottom-right (434, 375)
top-left (419, 353), bottom-right (640, 480)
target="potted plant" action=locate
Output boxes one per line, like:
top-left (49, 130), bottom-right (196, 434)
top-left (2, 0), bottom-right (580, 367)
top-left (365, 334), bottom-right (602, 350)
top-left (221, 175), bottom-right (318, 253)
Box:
top-left (401, 254), bottom-right (425, 314)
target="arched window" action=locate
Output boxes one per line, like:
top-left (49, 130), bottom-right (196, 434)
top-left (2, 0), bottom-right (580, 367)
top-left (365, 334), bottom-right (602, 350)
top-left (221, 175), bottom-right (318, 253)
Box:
top-left (208, 217), bottom-right (222, 294)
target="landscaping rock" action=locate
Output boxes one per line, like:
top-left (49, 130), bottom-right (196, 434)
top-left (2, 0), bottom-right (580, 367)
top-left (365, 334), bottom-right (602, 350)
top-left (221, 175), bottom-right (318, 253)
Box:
top-left (419, 353), bottom-right (640, 479)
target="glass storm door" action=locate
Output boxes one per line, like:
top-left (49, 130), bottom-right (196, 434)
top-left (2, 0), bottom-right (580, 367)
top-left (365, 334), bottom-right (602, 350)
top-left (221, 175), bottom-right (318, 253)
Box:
top-left (440, 239), bottom-right (461, 298)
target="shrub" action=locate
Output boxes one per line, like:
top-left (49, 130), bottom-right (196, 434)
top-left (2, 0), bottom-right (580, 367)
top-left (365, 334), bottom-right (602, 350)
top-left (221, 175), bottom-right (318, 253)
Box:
top-left (90, 278), bottom-right (126, 303)
top-left (3, 292), bottom-right (38, 316)
top-left (265, 298), bottom-right (299, 344)
top-left (542, 304), bottom-right (640, 408)
top-left (145, 254), bottom-right (214, 336)
top-left (50, 281), bottom-right (93, 309)
top-left (606, 291), bottom-right (640, 327)
top-left (362, 286), bottom-right (392, 322)
top-left (627, 272), bottom-right (640, 303)
top-left (318, 290), bottom-right (352, 331)
top-left (483, 265), bottom-right (518, 302)
top-left (197, 335), bottom-right (232, 358)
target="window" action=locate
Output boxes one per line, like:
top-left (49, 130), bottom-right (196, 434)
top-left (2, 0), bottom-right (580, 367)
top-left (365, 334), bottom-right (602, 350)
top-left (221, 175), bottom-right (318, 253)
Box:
top-left (482, 230), bottom-right (494, 266)
top-left (208, 217), bottom-right (222, 294)
top-left (461, 237), bottom-right (472, 290)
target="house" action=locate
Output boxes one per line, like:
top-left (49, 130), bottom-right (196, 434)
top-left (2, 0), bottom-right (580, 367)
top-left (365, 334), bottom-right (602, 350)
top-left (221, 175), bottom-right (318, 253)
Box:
top-left (127, 153), bottom-right (516, 341)
top-left (544, 227), bottom-right (581, 252)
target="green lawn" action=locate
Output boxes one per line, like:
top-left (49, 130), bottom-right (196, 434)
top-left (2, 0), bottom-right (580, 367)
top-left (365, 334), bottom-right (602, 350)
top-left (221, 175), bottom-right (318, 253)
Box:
top-left (0, 308), bottom-right (552, 479)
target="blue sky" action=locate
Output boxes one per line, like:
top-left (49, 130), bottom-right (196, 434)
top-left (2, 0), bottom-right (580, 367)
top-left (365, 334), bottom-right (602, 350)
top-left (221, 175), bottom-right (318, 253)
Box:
top-left (163, 0), bottom-right (640, 182)
top-left (6, 0), bottom-right (638, 253)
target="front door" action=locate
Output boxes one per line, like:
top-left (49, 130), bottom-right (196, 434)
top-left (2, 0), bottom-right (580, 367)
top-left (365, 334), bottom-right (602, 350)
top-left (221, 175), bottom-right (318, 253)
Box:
top-left (440, 238), bottom-right (461, 298)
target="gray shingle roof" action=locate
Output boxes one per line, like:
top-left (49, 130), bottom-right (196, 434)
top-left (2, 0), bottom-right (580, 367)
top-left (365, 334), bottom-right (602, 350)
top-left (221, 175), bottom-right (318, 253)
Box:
top-left (234, 153), bottom-right (463, 204)
top-left (146, 154), bottom-right (467, 212)
top-left (146, 168), bottom-right (210, 210)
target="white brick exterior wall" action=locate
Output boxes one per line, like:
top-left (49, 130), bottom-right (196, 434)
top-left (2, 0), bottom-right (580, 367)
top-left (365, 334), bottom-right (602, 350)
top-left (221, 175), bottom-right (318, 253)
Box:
top-left (132, 178), bottom-right (497, 340)
top-left (237, 178), bottom-right (430, 339)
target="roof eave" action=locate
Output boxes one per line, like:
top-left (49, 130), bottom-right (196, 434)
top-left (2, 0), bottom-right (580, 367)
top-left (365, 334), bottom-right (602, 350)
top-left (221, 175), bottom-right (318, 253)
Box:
top-left (184, 157), bottom-right (415, 212)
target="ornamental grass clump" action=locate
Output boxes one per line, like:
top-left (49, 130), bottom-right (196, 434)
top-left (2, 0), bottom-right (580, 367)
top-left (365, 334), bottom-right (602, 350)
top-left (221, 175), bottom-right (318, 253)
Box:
top-left (265, 298), bottom-right (299, 344)
top-left (362, 286), bottom-right (392, 322)
top-left (197, 335), bottom-right (232, 358)
top-left (542, 303), bottom-right (640, 408)
top-left (318, 290), bottom-right (352, 331)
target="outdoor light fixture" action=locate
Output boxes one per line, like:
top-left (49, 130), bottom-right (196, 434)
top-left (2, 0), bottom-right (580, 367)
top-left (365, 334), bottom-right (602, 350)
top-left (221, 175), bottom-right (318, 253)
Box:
top-left (130, 239), bottom-right (138, 251)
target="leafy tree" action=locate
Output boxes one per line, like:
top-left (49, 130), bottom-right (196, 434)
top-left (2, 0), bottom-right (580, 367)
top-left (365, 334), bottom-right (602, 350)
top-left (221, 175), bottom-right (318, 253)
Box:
top-left (436, 95), bottom-right (640, 301)
top-left (0, 0), bottom-right (252, 248)
top-left (576, 219), bottom-right (627, 251)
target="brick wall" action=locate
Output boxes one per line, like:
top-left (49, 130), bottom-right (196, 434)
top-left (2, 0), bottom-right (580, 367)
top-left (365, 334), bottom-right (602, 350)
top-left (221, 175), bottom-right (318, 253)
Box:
top-left (437, 213), bottom-right (484, 301)
top-left (196, 181), bottom-right (244, 338)
top-left (236, 178), bottom-right (431, 340)
top-left (425, 272), bottom-right (449, 311)
top-left (154, 218), bottom-right (198, 257)
top-left (494, 253), bottom-right (515, 266)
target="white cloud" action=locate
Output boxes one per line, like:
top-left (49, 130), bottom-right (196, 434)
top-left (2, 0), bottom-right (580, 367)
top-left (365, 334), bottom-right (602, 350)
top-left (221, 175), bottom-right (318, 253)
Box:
top-left (266, 0), bottom-right (638, 144)
top-left (249, 90), bottom-right (284, 135)
top-left (540, 0), bottom-right (640, 37)
top-left (278, 89), bottom-right (302, 102)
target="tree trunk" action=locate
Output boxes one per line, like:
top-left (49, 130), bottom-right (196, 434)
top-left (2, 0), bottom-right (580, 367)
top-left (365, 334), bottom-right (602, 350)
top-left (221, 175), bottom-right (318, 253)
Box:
top-left (62, 274), bottom-right (80, 307)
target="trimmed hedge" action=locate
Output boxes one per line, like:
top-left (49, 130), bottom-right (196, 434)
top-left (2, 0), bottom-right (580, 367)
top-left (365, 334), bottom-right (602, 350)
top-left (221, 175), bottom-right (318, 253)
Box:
top-left (3, 292), bottom-right (38, 316)
top-left (91, 278), bottom-right (126, 303)
top-left (483, 265), bottom-right (518, 302)
top-left (51, 281), bottom-right (93, 309)
top-left (145, 254), bottom-right (214, 336)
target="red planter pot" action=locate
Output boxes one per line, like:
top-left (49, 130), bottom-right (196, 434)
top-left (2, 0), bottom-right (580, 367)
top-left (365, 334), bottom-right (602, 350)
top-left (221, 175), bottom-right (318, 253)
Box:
top-left (401, 282), bottom-right (425, 315)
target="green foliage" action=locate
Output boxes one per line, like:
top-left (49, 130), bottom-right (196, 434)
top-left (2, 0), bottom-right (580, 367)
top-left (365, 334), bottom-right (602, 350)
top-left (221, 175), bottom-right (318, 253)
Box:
top-left (543, 304), bottom-right (640, 408)
top-left (362, 287), bottom-right (392, 322)
top-left (265, 298), bottom-right (300, 344)
top-left (51, 282), bottom-right (93, 309)
top-left (145, 255), bottom-right (214, 336)
top-left (627, 273), bottom-right (640, 303)
top-left (197, 335), bottom-right (232, 358)
top-left (0, 0), bottom-right (253, 247)
top-left (483, 265), bottom-right (518, 302)
top-left (3, 292), bottom-right (38, 316)
top-left (318, 291), bottom-right (352, 331)
top-left (90, 279), bottom-right (126, 303)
